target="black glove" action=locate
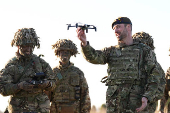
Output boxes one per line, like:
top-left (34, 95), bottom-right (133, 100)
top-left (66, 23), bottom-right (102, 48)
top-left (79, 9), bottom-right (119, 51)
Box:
top-left (38, 80), bottom-right (51, 89)
top-left (18, 81), bottom-right (34, 91)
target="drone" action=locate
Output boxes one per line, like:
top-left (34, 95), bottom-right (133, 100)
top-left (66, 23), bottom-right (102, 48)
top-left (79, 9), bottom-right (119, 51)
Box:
top-left (66, 23), bottom-right (97, 33)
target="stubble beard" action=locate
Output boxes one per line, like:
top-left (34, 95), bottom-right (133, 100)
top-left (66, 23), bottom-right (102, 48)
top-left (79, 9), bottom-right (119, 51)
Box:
top-left (118, 29), bottom-right (128, 41)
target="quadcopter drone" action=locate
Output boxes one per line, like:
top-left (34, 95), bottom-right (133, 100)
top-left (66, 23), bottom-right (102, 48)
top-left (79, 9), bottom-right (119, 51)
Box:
top-left (66, 23), bottom-right (97, 33)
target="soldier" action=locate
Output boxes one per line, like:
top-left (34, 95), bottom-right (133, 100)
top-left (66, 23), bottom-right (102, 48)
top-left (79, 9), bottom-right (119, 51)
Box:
top-left (162, 50), bottom-right (170, 112)
top-left (76, 17), bottom-right (165, 113)
top-left (132, 31), bottom-right (166, 113)
top-left (4, 107), bottom-right (8, 113)
top-left (132, 31), bottom-right (155, 50)
top-left (0, 28), bottom-right (56, 113)
top-left (50, 39), bottom-right (91, 113)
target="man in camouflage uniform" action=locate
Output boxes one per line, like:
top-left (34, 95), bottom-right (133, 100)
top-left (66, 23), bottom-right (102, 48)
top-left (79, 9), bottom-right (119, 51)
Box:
top-left (132, 31), bottom-right (166, 113)
top-left (0, 28), bottom-right (56, 113)
top-left (162, 50), bottom-right (170, 113)
top-left (132, 31), bottom-right (155, 50)
top-left (76, 17), bottom-right (165, 113)
top-left (50, 39), bottom-right (91, 113)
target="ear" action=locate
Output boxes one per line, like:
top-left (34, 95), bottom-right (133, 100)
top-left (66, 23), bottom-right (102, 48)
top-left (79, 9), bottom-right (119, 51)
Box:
top-left (126, 24), bottom-right (131, 31)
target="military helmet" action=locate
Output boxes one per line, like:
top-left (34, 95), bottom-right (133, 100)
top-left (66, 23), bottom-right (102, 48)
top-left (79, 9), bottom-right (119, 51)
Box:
top-left (132, 31), bottom-right (155, 50)
top-left (11, 28), bottom-right (40, 48)
top-left (52, 39), bottom-right (78, 56)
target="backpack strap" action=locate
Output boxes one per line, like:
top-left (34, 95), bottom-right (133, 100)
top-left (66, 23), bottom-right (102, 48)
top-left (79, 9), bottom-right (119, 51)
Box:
top-left (14, 59), bottom-right (34, 83)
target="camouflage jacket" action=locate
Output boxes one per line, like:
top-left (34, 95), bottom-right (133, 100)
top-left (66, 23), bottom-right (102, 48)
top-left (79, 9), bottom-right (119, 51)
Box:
top-left (81, 42), bottom-right (165, 112)
top-left (50, 62), bottom-right (91, 113)
top-left (164, 67), bottom-right (170, 100)
top-left (0, 54), bottom-right (56, 112)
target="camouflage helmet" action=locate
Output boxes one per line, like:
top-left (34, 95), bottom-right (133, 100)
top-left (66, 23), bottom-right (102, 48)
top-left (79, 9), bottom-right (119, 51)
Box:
top-left (132, 31), bottom-right (155, 50)
top-left (11, 28), bottom-right (40, 48)
top-left (52, 39), bottom-right (78, 56)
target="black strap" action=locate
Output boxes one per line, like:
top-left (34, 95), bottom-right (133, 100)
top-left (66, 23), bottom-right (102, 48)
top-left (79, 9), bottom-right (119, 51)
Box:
top-left (15, 60), bottom-right (34, 83)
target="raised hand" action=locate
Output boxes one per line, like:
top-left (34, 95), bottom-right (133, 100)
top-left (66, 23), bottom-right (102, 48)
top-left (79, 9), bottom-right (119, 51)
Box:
top-left (76, 27), bottom-right (87, 46)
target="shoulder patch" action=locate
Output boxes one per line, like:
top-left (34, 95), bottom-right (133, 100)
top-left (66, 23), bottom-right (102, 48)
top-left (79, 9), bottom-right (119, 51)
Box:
top-left (57, 73), bottom-right (63, 80)
top-left (11, 57), bottom-right (17, 61)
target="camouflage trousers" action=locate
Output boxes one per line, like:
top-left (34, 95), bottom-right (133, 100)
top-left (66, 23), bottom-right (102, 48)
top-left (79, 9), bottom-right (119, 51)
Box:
top-left (50, 101), bottom-right (80, 113)
top-left (106, 85), bottom-right (156, 113)
top-left (8, 93), bottom-right (50, 113)
top-left (158, 97), bottom-right (170, 113)
top-left (6, 110), bottom-right (47, 113)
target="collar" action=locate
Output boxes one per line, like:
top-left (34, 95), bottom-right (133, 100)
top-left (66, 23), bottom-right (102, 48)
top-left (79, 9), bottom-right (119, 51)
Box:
top-left (58, 61), bottom-right (74, 70)
top-left (16, 52), bottom-right (33, 62)
top-left (117, 40), bottom-right (139, 48)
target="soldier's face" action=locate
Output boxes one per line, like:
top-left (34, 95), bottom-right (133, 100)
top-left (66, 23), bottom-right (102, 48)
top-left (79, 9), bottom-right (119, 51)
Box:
top-left (19, 44), bottom-right (34, 57)
top-left (58, 50), bottom-right (71, 64)
top-left (113, 24), bottom-right (128, 41)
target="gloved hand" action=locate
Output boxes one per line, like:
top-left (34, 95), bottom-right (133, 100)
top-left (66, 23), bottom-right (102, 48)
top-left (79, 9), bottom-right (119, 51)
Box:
top-left (18, 81), bottom-right (34, 91)
top-left (38, 80), bottom-right (51, 89)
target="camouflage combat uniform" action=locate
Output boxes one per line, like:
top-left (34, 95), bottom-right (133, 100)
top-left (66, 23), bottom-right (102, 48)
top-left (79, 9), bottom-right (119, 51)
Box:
top-left (50, 39), bottom-right (91, 113)
top-left (162, 61), bottom-right (170, 112)
top-left (0, 28), bottom-right (56, 113)
top-left (133, 32), bottom-right (166, 113)
top-left (81, 41), bottom-right (165, 113)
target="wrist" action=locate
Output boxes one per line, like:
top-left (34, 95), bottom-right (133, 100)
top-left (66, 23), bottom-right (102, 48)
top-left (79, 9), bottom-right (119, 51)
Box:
top-left (81, 41), bottom-right (89, 47)
top-left (81, 41), bottom-right (87, 47)
top-left (17, 83), bottom-right (21, 89)
top-left (142, 97), bottom-right (148, 102)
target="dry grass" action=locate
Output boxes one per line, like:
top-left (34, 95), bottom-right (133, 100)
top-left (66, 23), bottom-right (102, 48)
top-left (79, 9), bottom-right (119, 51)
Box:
top-left (90, 108), bottom-right (106, 113)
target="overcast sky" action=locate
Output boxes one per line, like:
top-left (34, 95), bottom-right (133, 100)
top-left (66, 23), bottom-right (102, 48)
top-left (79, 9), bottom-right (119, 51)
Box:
top-left (0, 0), bottom-right (170, 112)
